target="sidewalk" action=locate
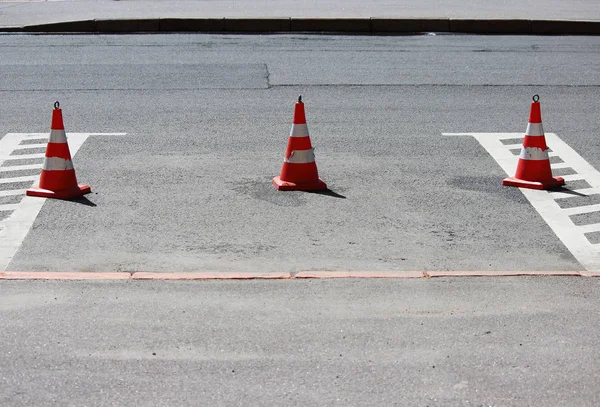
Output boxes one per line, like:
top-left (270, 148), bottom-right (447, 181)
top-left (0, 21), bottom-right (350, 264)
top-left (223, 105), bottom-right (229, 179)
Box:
top-left (0, 0), bottom-right (599, 34)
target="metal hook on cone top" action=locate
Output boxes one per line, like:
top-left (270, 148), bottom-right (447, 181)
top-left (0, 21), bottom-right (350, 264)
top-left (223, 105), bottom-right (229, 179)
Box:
top-left (298, 95), bottom-right (302, 103)
top-left (532, 94), bottom-right (539, 102)
top-left (54, 101), bottom-right (60, 109)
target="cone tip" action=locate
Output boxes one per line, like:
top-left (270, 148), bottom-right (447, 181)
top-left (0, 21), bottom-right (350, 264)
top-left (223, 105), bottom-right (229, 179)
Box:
top-left (51, 102), bottom-right (64, 130)
top-left (529, 95), bottom-right (542, 123)
top-left (292, 96), bottom-right (306, 124)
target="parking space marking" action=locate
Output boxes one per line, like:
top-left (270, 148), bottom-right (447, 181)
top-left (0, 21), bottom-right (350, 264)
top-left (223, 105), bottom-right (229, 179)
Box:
top-left (0, 132), bottom-right (126, 271)
top-left (0, 175), bottom-right (39, 184)
top-left (0, 164), bottom-right (41, 172)
top-left (14, 143), bottom-right (47, 150)
top-left (1, 153), bottom-right (46, 161)
top-left (443, 132), bottom-right (600, 274)
top-left (0, 190), bottom-right (27, 198)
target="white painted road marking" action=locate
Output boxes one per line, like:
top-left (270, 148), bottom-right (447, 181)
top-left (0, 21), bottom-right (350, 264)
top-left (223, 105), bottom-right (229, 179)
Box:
top-left (0, 132), bottom-right (126, 271)
top-left (0, 164), bottom-right (42, 172)
top-left (0, 190), bottom-right (27, 198)
top-left (443, 132), bottom-right (600, 274)
top-left (0, 175), bottom-right (39, 184)
top-left (1, 153), bottom-right (46, 161)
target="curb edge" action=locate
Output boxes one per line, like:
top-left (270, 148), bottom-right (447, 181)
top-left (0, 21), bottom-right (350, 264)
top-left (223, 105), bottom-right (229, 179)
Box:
top-left (0, 270), bottom-right (593, 280)
top-left (1, 18), bottom-right (599, 35)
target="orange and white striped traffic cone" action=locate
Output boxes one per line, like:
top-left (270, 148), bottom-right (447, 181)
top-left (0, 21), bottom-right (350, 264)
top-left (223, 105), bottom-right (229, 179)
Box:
top-left (26, 102), bottom-right (91, 199)
top-left (502, 95), bottom-right (565, 190)
top-left (272, 96), bottom-right (327, 191)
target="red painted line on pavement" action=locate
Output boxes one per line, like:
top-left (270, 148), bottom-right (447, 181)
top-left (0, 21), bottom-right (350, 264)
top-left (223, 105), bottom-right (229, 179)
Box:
top-left (426, 271), bottom-right (583, 277)
top-left (578, 271), bottom-right (600, 277)
top-left (132, 272), bottom-right (291, 280)
top-left (294, 271), bottom-right (425, 278)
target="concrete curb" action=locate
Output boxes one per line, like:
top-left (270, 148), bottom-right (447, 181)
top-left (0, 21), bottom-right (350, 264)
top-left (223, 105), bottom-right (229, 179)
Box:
top-left (0, 270), bottom-right (595, 280)
top-left (0, 18), bottom-right (599, 35)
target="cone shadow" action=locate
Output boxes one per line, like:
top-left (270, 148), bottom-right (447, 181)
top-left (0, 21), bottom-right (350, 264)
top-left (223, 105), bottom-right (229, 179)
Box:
top-left (549, 186), bottom-right (588, 197)
top-left (306, 189), bottom-right (346, 199)
top-left (67, 195), bottom-right (97, 207)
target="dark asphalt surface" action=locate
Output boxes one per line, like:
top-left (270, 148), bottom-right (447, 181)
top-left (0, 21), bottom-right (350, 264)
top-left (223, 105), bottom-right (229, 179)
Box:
top-left (1, 33), bottom-right (600, 406)
top-left (1, 34), bottom-right (599, 273)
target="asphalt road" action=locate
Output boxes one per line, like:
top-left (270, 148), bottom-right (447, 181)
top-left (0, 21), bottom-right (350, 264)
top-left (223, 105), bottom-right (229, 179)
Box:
top-left (2, 278), bottom-right (600, 406)
top-left (1, 34), bottom-right (600, 273)
top-left (2, 33), bottom-right (600, 406)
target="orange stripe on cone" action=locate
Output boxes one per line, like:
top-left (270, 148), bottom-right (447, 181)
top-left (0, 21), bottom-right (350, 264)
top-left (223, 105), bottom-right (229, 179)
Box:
top-left (273, 96), bottom-right (327, 191)
top-left (502, 95), bottom-right (565, 190)
top-left (26, 102), bottom-right (91, 199)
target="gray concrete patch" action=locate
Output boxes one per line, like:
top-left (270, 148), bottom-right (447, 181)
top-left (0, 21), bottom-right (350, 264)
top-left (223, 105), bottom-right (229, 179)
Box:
top-left (1, 0), bottom-right (600, 27)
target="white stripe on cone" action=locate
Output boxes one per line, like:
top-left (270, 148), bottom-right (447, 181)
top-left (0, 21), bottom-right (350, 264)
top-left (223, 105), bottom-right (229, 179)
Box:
top-left (290, 123), bottom-right (309, 137)
top-left (525, 123), bottom-right (544, 136)
top-left (42, 157), bottom-right (74, 171)
top-left (48, 129), bottom-right (68, 143)
top-left (284, 149), bottom-right (315, 164)
top-left (520, 147), bottom-right (549, 161)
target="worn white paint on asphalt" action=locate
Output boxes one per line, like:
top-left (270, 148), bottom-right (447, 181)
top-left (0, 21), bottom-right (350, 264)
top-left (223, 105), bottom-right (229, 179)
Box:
top-left (0, 132), bottom-right (126, 271)
top-left (443, 132), bottom-right (600, 274)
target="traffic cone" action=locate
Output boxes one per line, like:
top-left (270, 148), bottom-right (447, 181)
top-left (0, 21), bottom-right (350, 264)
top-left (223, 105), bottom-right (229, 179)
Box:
top-left (502, 95), bottom-right (565, 190)
top-left (26, 102), bottom-right (91, 199)
top-left (273, 96), bottom-right (327, 191)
